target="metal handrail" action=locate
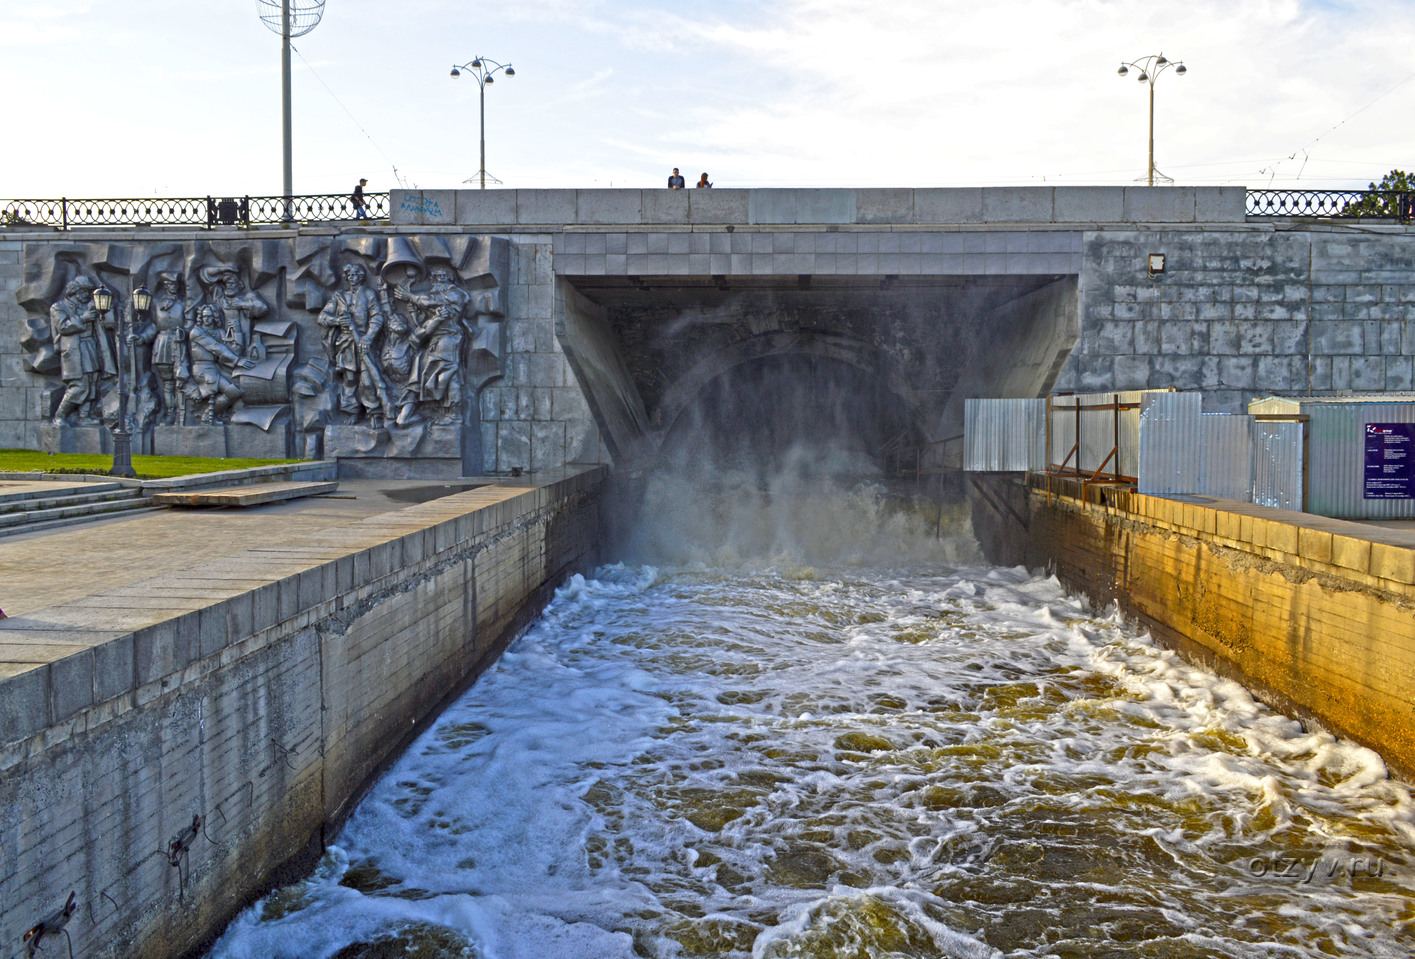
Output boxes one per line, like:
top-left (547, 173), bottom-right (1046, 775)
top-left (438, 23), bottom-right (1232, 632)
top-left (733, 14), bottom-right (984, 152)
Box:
top-left (0, 193), bottom-right (390, 229)
top-left (1246, 189), bottom-right (1413, 221)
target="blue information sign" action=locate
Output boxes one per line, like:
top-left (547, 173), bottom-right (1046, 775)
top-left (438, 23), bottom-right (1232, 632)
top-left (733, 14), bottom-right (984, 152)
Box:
top-left (1363, 422), bottom-right (1415, 499)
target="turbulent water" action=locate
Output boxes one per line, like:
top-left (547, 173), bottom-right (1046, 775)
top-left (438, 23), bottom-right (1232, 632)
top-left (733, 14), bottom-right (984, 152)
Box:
top-left (209, 482), bottom-right (1415, 959)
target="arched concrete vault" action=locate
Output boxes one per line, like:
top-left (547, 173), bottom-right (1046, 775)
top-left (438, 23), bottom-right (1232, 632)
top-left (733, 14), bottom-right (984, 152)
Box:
top-left (555, 274), bottom-right (1079, 470)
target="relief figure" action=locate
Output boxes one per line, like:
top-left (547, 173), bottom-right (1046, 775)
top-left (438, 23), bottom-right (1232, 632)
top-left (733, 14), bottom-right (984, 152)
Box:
top-left (394, 266), bottom-right (472, 424)
top-left (182, 305), bottom-right (251, 424)
top-left (151, 272), bottom-right (190, 424)
top-left (318, 262), bottom-right (394, 426)
top-left (50, 274), bottom-right (117, 426)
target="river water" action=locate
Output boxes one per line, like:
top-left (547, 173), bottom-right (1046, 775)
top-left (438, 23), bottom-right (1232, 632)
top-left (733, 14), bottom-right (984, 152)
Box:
top-left (209, 481), bottom-right (1415, 959)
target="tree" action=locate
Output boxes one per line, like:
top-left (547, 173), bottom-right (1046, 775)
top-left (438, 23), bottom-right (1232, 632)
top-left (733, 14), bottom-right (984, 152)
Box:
top-left (1342, 169), bottom-right (1415, 217)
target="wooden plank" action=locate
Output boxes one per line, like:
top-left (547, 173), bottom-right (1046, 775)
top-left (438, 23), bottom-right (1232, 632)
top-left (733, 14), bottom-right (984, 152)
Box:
top-left (153, 481), bottom-right (339, 508)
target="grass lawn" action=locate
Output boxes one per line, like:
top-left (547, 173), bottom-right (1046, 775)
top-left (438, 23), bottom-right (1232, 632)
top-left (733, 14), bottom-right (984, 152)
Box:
top-left (0, 449), bottom-right (305, 480)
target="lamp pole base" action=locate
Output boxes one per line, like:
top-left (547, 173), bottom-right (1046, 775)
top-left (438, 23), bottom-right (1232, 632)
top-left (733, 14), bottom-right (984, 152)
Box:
top-left (110, 428), bottom-right (136, 478)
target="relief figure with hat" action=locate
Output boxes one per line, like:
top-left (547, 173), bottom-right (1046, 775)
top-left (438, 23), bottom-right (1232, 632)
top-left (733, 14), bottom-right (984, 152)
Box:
top-left (151, 271), bottom-right (191, 424)
top-left (49, 274), bottom-right (118, 426)
top-left (198, 265), bottom-right (270, 363)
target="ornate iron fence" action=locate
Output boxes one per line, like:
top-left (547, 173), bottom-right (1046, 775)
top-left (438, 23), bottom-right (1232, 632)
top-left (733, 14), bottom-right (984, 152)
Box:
top-left (1246, 189), bottom-right (1413, 220)
top-left (0, 192), bottom-right (389, 229)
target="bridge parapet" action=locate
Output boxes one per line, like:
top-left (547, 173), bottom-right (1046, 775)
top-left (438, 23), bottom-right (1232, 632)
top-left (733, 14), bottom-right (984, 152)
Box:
top-left (390, 186), bottom-right (1248, 228)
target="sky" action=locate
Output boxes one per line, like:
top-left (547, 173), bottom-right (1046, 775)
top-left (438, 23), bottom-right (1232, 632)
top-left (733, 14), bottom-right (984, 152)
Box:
top-left (2, 0), bottom-right (1413, 198)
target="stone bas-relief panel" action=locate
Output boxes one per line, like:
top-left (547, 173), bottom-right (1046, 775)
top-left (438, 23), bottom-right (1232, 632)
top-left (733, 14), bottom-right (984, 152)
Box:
top-left (15, 235), bottom-right (508, 466)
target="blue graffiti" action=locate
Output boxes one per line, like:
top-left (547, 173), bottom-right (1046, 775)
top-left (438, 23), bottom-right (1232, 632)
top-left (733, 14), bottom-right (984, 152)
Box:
top-left (399, 195), bottom-right (444, 218)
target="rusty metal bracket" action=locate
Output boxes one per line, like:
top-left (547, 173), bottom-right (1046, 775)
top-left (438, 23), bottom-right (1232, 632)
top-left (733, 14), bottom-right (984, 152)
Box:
top-left (23, 892), bottom-right (76, 959)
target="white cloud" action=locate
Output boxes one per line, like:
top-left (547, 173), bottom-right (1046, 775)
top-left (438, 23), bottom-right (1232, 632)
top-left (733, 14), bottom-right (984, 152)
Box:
top-left (1, 0), bottom-right (1413, 195)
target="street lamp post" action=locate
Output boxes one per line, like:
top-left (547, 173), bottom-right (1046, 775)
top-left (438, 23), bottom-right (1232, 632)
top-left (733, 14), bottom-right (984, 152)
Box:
top-left (450, 56), bottom-right (516, 189)
top-left (1116, 53), bottom-right (1187, 187)
top-left (91, 285), bottom-right (138, 478)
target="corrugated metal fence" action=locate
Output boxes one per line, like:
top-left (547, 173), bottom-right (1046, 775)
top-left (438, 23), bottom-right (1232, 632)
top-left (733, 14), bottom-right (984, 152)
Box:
top-left (1252, 421), bottom-right (1304, 510)
top-left (967, 392), bottom-right (1306, 510)
top-left (963, 398), bottom-right (1045, 471)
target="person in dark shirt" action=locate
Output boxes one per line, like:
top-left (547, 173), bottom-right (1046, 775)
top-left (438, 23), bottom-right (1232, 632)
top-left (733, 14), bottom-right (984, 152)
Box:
top-left (667, 168), bottom-right (686, 189)
top-left (353, 178), bottom-right (369, 219)
top-left (696, 173), bottom-right (712, 188)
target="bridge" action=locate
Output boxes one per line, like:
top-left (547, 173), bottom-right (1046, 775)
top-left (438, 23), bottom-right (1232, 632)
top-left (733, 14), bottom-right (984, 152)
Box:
top-left (2, 185), bottom-right (1410, 479)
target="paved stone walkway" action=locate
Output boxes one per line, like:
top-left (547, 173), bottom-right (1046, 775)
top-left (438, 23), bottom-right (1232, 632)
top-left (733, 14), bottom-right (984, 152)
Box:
top-left (0, 479), bottom-right (501, 617)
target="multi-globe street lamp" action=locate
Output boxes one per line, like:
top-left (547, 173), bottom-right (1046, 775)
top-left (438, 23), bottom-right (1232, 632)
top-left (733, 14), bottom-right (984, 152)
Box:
top-left (450, 56), bottom-right (516, 189)
top-left (90, 283), bottom-right (149, 478)
top-left (1116, 53), bottom-right (1187, 187)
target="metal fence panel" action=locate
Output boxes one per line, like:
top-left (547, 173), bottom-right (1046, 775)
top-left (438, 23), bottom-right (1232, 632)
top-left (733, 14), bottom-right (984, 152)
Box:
top-left (963, 398), bottom-right (1045, 471)
top-left (1198, 414), bottom-right (1254, 501)
top-left (1137, 392), bottom-right (1203, 494)
top-left (1252, 421), bottom-right (1304, 511)
top-left (1308, 403), bottom-right (1415, 519)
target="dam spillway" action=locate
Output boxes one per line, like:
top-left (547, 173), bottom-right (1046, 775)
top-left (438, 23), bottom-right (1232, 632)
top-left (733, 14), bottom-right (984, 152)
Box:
top-left (204, 508), bottom-right (1415, 959)
top-left (5, 187), bottom-right (1415, 957)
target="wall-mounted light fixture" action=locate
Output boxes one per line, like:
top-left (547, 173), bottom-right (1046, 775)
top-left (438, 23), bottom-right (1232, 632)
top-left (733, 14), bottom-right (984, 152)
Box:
top-left (1148, 253), bottom-right (1166, 275)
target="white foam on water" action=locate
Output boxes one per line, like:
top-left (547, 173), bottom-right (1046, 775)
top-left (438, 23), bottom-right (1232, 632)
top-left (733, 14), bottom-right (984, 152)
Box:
top-left (206, 552), bottom-right (1415, 959)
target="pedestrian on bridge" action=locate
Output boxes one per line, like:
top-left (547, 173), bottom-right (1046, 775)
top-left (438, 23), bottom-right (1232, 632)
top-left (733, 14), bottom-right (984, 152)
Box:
top-left (352, 178), bottom-right (369, 219)
top-left (696, 173), bottom-right (712, 188)
top-left (667, 168), bottom-right (686, 189)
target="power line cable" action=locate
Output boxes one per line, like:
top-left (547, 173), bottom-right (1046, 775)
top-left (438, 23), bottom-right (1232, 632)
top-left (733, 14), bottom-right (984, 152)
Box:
top-left (1259, 67), bottom-right (1415, 183)
top-left (290, 42), bottom-right (412, 189)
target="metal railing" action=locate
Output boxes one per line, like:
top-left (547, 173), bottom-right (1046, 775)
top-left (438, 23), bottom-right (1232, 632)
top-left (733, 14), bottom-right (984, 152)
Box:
top-left (5, 188), bottom-right (1413, 227)
top-left (0, 193), bottom-right (389, 229)
top-left (1245, 189), bottom-right (1413, 221)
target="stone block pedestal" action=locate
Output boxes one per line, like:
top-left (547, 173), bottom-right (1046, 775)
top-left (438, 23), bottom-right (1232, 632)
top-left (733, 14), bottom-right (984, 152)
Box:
top-left (153, 425), bottom-right (227, 459)
top-left (227, 422), bottom-right (291, 459)
top-left (325, 421), bottom-right (466, 477)
top-left (39, 424), bottom-right (110, 455)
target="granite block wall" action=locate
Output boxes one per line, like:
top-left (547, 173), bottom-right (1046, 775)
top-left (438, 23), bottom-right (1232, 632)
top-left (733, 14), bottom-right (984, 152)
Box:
top-left (481, 236), bottom-right (607, 472)
top-left (1055, 228), bottom-right (1415, 411)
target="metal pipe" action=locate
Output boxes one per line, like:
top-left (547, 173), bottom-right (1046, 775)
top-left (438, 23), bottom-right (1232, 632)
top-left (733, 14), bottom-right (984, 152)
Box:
top-left (281, 0), bottom-right (293, 216)
top-left (1143, 80), bottom-right (1154, 188)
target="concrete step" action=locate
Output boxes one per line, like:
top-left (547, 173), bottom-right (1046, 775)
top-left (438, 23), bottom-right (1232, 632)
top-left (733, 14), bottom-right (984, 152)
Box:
top-left (0, 481), bottom-right (125, 507)
top-left (0, 505), bottom-right (164, 539)
top-left (152, 481), bottom-right (339, 508)
top-left (0, 487), bottom-right (143, 515)
top-left (0, 492), bottom-right (151, 531)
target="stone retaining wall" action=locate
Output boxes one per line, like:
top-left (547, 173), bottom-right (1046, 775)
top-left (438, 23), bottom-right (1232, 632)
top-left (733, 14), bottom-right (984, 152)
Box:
top-left (0, 468), bottom-right (605, 959)
top-left (980, 477), bottom-right (1415, 779)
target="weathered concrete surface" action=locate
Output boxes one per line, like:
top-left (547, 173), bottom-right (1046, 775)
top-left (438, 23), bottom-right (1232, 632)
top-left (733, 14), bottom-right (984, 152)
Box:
top-left (0, 468), bottom-right (605, 959)
top-left (974, 475), bottom-right (1415, 780)
top-left (392, 186), bottom-right (1248, 227)
top-left (150, 481), bottom-right (339, 508)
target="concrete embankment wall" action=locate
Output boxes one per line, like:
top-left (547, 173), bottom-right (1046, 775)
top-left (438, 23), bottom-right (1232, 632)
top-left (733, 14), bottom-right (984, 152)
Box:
top-left (0, 468), bottom-right (605, 959)
top-left (974, 476), bottom-right (1415, 779)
